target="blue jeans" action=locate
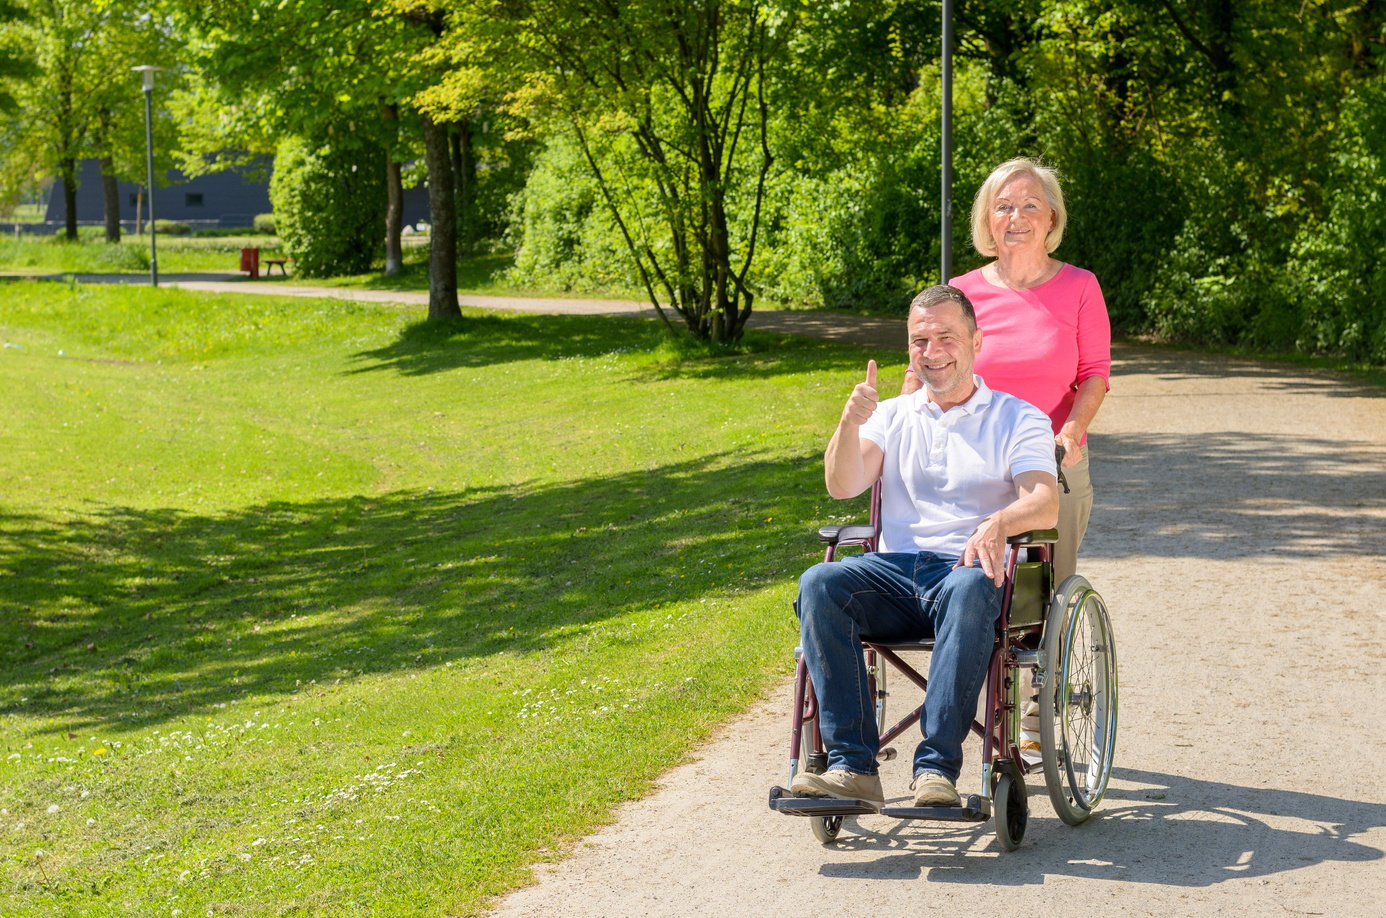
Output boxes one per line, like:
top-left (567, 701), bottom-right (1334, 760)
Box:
top-left (795, 552), bottom-right (1002, 782)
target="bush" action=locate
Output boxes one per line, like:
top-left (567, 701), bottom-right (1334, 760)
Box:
top-left (1279, 76), bottom-right (1386, 363)
top-left (253, 213), bottom-right (276, 235)
top-left (153, 220), bottom-right (192, 236)
top-left (269, 136), bottom-right (385, 278)
top-left (506, 134), bottom-right (637, 292)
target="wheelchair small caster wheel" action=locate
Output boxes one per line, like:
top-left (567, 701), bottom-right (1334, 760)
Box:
top-left (994, 772), bottom-right (1028, 851)
top-left (811, 815), bottom-right (842, 844)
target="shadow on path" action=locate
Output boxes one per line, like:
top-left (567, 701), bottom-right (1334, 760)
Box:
top-left (1084, 430), bottom-right (1386, 561)
top-left (814, 766), bottom-right (1385, 886)
top-left (1112, 344), bottom-right (1385, 401)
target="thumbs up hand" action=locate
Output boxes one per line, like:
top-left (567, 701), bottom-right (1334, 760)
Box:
top-left (842, 359), bottom-right (879, 427)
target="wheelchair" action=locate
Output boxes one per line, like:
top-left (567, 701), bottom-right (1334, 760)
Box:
top-left (768, 477), bottom-right (1118, 851)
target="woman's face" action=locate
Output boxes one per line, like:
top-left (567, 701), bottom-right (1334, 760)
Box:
top-left (988, 173), bottom-right (1055, 255)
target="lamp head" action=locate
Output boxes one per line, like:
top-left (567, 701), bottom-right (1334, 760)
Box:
top-left (132, 65), bottom-right (163, 92)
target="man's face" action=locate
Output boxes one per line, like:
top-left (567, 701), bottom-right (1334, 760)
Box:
top-left (907, 301), bottom-right (982, 404)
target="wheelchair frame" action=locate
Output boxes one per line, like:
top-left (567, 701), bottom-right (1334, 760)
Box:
top-left (768, 483), bottom-right (1119, 850)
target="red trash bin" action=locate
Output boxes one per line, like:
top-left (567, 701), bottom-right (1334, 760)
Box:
top-left (239, 247), bottom-right (260, 279)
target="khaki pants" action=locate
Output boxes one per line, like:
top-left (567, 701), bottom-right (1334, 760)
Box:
top-left (1054, 443), bottom-right (1093, 584)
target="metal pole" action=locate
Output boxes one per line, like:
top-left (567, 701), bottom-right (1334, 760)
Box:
top-left (143, 83), bottom-right (158, 287)
top-left (940, 0), bottom-right (953, 284)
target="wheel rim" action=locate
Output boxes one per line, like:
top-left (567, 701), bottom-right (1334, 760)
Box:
top-left (1058, 590), bottom-right (1117, 810)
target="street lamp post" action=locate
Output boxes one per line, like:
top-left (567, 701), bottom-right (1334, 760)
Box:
top-left (940, 0), bottom-right (954, 284)
top-left (132, 66), bottom-right (162, 287)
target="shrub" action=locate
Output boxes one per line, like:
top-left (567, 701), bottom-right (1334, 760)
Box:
top-left (1279, 76), bottom-right (1386, 363)
top-left (153, 220), bottom-right (192, 236)
top-left (506, 134), bottom-right (637, 292)
top-left (269, 136), bottom-right (385, 278)
top-left (253, 213), bottom-right (276, 235)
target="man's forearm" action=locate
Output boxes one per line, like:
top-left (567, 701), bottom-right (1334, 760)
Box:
top-left (824, 423), bottom-right (873, 499)
top-left (989, 478), bottom-right (1060, 536)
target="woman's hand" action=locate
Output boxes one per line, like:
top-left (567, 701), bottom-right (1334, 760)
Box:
top-left (902, 367), bottom-right (922, 395)
top-left (1055, 429), bottom-right (1083, 467)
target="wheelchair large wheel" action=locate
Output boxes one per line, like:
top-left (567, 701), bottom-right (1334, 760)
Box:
top-left (798, 715), bottom-right (843, 844)
top-left (1038, 576), bottom-right (1118, 826)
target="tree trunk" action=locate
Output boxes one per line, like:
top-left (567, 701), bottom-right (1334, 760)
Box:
top-left (422, 114), bottom-right (460, 320)
top-left (100, 156), bottom-right (121, 243)
top-left (60, 158), bottom-right (77, 240)
top-left (382, 104), bottom-right (404, 277)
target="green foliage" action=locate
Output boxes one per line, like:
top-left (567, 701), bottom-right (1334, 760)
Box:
top-left (506, 134), bottom-right (638, 293)
top-left (152, 219), bottom-right (191, 236)
top-left (495, 0), bottom-right (784, 342)
top-left (252, 213), bottom-right (276, 235)
top-left (269, 136), bottom-right (385, 278)
top-left (1281, 75), bottom-right (1386, 363)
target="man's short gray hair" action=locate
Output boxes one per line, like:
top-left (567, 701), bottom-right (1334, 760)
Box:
top-left (909, 284), bottom-right (977, 331)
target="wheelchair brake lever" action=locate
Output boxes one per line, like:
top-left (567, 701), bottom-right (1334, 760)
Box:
top-left (1055, 445), bottom-right (1070, 495)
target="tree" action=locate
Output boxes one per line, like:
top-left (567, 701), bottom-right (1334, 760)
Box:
top-left (487, 0), bottom-right (784, 343)
top-left (176, 0), bottom-right (482, 316)
top-left (0, 0), bottom-right (172, 240)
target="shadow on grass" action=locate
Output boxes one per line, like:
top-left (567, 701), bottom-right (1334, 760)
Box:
top-left (347, 312), bottom-right (869, 381)
top-left (0, 452), bottom-right (838, 734)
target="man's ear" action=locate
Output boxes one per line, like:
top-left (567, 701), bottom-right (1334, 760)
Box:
top-left (973, 326), bottom-right (984, 353)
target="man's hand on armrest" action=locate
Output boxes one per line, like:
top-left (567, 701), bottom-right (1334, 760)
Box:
top-left (956, 470), bottom-right (1061, 586)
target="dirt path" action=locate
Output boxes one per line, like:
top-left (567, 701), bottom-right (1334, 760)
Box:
top-left (485, 344), bottom-right (1386, 917)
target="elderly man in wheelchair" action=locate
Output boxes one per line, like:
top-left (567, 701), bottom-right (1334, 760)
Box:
top-left (771, 284), bottom-right (1117, 849)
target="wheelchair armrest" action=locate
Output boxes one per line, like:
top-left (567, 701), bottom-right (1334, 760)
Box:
top-left (817, 524), bottom-right (877, 545)
top-left (1007, 529), bottom-right (1058, 545)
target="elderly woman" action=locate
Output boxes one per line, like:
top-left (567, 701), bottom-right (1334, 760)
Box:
top-left (909, 158), bottom-right (1111, 584)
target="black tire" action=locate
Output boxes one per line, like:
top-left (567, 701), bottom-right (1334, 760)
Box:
top-left (994, 772), bottom-right (1028, 851)
top-left (1039, 576), bottom-right (1118, 826)
top-left (799, 712), bottom-right (843, 844)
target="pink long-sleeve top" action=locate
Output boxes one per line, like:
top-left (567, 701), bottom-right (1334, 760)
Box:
top-left (951, 263), bottom-right (1112, 437)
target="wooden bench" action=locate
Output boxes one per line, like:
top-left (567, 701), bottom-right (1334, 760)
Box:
top-left (263, 258), bottom-right (289, 276)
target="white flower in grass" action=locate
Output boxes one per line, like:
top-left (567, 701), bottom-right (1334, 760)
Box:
top-left (46, 804), bottom-right (60, 814)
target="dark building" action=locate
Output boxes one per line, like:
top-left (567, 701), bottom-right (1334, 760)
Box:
top-left (47, 158), bottom-right (273, 229)
top-left (44, 158), bottom-right (431, 231)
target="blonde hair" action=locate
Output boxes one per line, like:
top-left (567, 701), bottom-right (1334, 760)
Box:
top-left (969, 158), bottom-right (1067, 257)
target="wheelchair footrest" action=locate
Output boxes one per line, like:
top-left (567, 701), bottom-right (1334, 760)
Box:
top-left (768, 786), bottom-right (879, 817)
top-left (880, 794), bottom-right (990, 823)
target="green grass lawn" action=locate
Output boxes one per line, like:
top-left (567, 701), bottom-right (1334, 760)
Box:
top-left (0, 235), bottom-right (287, 275)
top-left (0, 279), bottom-right (898, 915)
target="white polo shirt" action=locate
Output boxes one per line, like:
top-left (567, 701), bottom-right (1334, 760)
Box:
top-left (858, 376), bottom-right (1056, 557)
